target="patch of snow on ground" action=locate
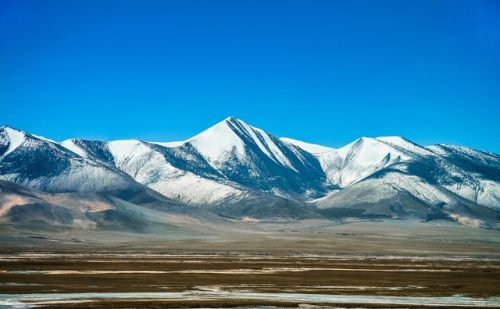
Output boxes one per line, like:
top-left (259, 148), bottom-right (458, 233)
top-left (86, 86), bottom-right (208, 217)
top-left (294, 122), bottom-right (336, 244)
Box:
top-left (1, 291), bottom-right (499, 307)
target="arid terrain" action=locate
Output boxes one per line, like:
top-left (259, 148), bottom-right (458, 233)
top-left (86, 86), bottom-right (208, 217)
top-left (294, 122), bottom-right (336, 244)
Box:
top-left (1, 220), bottom-right (500, 308)
top-left (1, 252), bottom-right (499, 308)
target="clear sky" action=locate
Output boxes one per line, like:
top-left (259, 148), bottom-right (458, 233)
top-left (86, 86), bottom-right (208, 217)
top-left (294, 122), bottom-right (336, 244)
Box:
top-left (1, 0), bottom-right (499, 152)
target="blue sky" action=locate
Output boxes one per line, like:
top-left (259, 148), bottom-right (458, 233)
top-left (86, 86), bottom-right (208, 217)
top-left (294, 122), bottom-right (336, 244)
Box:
top-left (1, 0), bottom-right (499, 152)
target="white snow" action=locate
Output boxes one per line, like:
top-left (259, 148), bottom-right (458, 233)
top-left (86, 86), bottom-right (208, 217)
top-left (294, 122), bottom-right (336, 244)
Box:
top-left (346, 137), bottom-right (408, 166)
top-left (149, 172), bottom-right (244, 205)
top-left (376, 136), bottom-right (433, 156)
top-left (237, 120), bottom-right (275, 159)
top-left (188, 118), bottom-right (247, 167)
top-left (428, 144), bottom-right (498, 164)
top-left (0, 157), bottom-right (136, 193)
top-left (280, 136), bottom-right (421, 187)
top-left (107, 140), bottom-right (150, 167)
top-left (104, 137), bottom-right (244, 205)
top-left (1, 127), bottom-right (25, 157)
top-left (442, 178), bottom-right (500, 211)
top-left (1, 119), bottom-right (499, 217)
top-left (1, 291), bottom-right (498, 308)
top-left (280, 137), bottom-right (335, 154)
top-left (31, 133), bottom-right (56, 143)
top-left (107, 140), bottom-right (175, 185)
top-left (332, 137), bottom-right (409, 186)
top-left (60, 139), bottom-right (87, 157)
top-left (0, 129), bottom-right (139, 193)
top-left (315, 172), bottom-right (456, 210)
top-left (188, 117), bottom-right (300, 171)
top-left (426, 145), bottom-right (449, 155)
top-left (151, 141), bottom-right (185, 148)
top-left (315, 151), bottom-right (343, 184)
top-left (252, 126), bottom-right (297, 171)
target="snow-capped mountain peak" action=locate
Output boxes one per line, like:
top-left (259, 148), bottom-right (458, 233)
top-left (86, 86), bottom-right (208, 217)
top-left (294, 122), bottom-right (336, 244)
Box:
top-left (330, 137), bottom-right (406, 186)
top-left (179, 117), bottom-right (328, 197)
top-left (0, 126), bottom-right (26, 158)
top-left (307, 136), bottom-right (438, 187)
top-left (1, 119), bottom-right (499, 228)
top-left (0, 128), bottom-right (143, 193)
top-left (187, 117), bottom-right (247, 166)
top-left (1, 126), bottom-right (65, 159)
top-left (187, 117), bottom-right (299, 171)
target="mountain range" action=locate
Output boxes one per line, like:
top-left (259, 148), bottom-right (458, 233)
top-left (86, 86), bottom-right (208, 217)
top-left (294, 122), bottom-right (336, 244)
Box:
top-left (1, 117), bottom-right (499, 231)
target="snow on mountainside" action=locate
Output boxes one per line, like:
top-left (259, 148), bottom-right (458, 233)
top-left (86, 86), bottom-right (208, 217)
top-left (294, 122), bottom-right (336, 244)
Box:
top-left (0, 126), bottom-right (140, 193)
top-left (60, 139), bottom-right (88, 157)
top-left (279, 137), bottom-right (335, 154)
top-left (286, 135), bottom-right (434, 187)
top-left (376, 136), bottom-right (434, 156)
top-left (1, 118), bottom-right (499, 227)
top-left (182, 117), bottom-right (329, 198)
top-left (61, 138), bottom-right (246, 206)
top-left (105, 140), bottom-right (246, 206)
top-left (414, 145), bottom-right (500, 210)
top-left (313, 143), bottom-right (500, 225)
top-left (151, 141), bottom-right (184, 148)
top-left (60, 117), bottom-right (329, 206)
top-left (0, 179), bottom-right (220, 232)
top-left (279, 133), bottom-right (500, 216)
top-left (315, 170), bottom-right (499, 228)
top-left (0, 127), bottom-right (25, 158)
top-left (189, 117), bottom-right (308, 172)
top-left (332, 136), bottom-right (432, 186)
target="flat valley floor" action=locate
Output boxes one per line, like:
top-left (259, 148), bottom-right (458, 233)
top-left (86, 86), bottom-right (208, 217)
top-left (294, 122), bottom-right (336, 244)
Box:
top-left (1, 220), bottom-right (500, 308)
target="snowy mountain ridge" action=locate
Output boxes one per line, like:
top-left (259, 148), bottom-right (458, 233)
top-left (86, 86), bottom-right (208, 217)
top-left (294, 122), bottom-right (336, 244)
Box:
top-left (1, 118), bottom-right (499, 228)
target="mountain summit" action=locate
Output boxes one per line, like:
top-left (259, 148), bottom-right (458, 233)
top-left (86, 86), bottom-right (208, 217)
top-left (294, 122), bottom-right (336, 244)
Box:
top-left (0, 118), bottom-right (499, 229)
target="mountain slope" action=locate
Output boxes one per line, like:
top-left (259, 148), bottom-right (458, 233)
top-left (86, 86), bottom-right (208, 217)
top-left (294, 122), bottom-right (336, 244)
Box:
top-left (0, 179), bottom-right (225, 233)
top-left (0, 126), bottom-right (141, 193)
top-left (1, 119), bottom-right (499, 228)
top-left (314, 168), bottom-right (500, 228)
top-left (283, 134), bottom-right (500, 225)
top-left (406, 146), bottom-right (500, 210)
top-left (285, 136), bottom-right (434, 187)
top-left (185, 117), bottom-right (329, 198)
top-left (60, 135), bottom-right (326, 219)
top-left (62, 117), bottom-right (331, 203)
top-left (60, 138), bottom-right (249, 206)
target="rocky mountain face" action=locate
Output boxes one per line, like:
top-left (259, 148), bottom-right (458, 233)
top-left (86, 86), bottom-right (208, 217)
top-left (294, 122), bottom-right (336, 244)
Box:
top-left (1, 118), bottom-right (499, 229)
top-left (0, 126), bottom-right (140, 193)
